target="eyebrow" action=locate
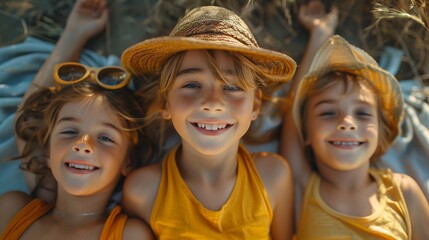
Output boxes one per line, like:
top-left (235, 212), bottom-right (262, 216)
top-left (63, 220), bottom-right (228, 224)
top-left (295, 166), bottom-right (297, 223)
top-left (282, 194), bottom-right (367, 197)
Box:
top-left (177, 67), bottom-right (236, 77)
top-left (177, 67), bottom-right (203, 77)
top-left (313, 99), bottom-right (375, 108)
top-left (57, 117), bottom-right (123, 134)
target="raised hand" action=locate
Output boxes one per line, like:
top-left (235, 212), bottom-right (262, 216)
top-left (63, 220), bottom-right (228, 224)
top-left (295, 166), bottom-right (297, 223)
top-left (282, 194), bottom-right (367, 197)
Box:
top-left (64, 0), bottom-right (109, 42)
top-left (298, 0), bottom-right (338, 38)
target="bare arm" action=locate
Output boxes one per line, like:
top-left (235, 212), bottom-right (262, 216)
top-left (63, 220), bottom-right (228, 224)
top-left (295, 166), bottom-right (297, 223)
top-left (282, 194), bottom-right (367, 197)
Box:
top-left (122, 164), bottom-right (162, 225)
top-left (22, 0), bottom-right (108, 101)
top-left (0, 191), bottom-right (33, 234)
top-left (253, 153), bottom-right (294, 239)
top-left (280, 0), bottom-right (338, 227)
top-left (14, 0), bottom-right (108, 194)
top-left (396, 173), bottom-right (429, 239)
top-left (123, 218), bottom-right (155, 240)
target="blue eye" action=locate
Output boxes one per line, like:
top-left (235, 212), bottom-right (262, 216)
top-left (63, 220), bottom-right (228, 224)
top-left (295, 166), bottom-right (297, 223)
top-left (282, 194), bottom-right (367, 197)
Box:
top-left (223, 85), bottom-right (242, 92)
top-left (99, 135), bottom-right (114, 143)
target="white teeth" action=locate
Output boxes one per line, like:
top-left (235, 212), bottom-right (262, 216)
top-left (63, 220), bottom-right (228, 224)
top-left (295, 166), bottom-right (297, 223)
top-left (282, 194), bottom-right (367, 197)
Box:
top-left (332, 141), bottom-right (360, 146)
top-left (197, 123), bottom-right (227, 131)
top-left (68, 163), bottom-right (95, 170)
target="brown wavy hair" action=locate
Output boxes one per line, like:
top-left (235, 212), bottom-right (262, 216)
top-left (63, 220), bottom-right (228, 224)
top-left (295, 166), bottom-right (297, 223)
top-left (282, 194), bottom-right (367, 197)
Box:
top-left (15, 81), bottom-right (151, 197)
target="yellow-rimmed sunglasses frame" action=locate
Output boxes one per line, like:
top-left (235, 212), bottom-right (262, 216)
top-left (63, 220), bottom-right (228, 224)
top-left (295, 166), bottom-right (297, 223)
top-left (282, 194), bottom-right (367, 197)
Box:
top-left (53, 62), bottom-right (131, 90)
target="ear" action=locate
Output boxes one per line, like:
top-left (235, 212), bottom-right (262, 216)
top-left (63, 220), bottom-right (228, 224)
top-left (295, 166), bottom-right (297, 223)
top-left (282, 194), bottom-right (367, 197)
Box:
top-left (121, 157), bottom-right (134, 176)
top-left (161, 102), bottom-right (172, 120)
top-left (46, 157), bottom-right (51, 168)
top-left (252, 90), bottom-right (262, 121)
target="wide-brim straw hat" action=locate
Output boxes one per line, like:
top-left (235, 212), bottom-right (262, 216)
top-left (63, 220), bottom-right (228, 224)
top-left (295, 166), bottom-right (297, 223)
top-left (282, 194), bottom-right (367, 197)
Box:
top-left (293, 35), bottom-right (404, 144)
top-left (121, 6), bottom-right (296, 92)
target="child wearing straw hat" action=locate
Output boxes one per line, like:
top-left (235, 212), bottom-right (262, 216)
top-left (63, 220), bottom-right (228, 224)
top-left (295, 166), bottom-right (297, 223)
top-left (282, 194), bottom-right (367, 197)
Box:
top-left (121, 5), bottom-right (296, 240)
top-left (281, 35), bottom-right (429, 239)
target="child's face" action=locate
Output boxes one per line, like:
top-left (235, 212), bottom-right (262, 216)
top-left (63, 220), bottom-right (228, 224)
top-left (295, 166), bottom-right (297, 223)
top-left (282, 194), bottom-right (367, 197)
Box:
top-left (162, 50), bottom-right (260, 155)
top-left (48, 95), bottom-right (130, 196)
top-left (304, 81), bottom-right (379, 171)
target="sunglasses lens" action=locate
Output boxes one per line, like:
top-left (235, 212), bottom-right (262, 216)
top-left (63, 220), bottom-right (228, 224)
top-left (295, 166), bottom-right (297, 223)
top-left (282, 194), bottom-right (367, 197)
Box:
top-left (98, 68), bottom-right (128, 86)
top-left (58, 65), bottom-right (86, 81)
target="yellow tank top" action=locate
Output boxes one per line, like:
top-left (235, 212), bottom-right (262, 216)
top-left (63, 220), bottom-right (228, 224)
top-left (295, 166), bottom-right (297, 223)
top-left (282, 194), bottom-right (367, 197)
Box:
top-left (150, 144), bottom-right (273, 239)
top-left (296, 168), bottom-right (412, 240)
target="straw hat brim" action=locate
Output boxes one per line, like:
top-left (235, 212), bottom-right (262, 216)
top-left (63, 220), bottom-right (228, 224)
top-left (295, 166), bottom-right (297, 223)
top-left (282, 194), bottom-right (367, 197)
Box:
top-left (121, 36), bottom-right (296, 85)
top-left (292, 35), bottom-right (404, 144)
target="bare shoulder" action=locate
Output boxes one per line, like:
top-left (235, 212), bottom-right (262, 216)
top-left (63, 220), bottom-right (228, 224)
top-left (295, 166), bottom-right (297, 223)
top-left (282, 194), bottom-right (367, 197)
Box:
top-left (251, 152), bottom-right (293, 203)
top-left (122, 162), bottom-right (162, 221)
top-left (0, 191), bottom-right (33, 233)
top-left (251, 152), bottom-right (292, 180)
top-left (393, 173), bottom-right (426, 202)
top-left (393, 172), bottom-right (429, 212)
top-left (393, 172), bottom-right (429, 239)
top-left (122, 218), bottom-right (154, 240)
top-left (124, 162), bottom-right (162, 197)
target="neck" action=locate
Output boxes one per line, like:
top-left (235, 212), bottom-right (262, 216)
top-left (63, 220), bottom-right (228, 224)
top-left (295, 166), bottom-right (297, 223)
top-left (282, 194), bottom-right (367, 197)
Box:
top-left (177, 143), bottom-right (239, 183)
top-left (317, 162), bottom-right (372, 190)
top-left (52, 208), bottom-right (106, 218)
top-left (54, 187), bottom-right (113, 219)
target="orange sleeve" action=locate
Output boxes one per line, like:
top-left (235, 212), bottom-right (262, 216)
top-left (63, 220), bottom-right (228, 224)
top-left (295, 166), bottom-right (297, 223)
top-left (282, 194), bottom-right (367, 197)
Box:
top-left (100, 205), bottom-right (128, 240)
top-left (0, 199), bottom-right (53, 240)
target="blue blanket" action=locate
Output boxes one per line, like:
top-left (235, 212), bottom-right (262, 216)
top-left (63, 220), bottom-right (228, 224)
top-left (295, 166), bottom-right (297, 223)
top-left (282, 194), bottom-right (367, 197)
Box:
top-left (0, 37), bottom-right (120, 194)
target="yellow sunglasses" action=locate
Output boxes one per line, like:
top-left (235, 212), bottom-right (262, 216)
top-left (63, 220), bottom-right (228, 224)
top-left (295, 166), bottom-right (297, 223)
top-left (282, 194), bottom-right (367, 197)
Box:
top-left (54, 62), bottom-right (131, 90)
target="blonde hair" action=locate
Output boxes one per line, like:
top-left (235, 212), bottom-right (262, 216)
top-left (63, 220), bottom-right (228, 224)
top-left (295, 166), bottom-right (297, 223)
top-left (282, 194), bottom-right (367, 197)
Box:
top-left (298, 71), bottom-right (393, 167)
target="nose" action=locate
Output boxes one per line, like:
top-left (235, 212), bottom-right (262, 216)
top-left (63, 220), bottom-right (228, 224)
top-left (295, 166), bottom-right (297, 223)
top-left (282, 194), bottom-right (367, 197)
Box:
top-left (72, 135), bottom-right (94, 154)
top-left (201, 87), bottom-right (225, 112)
top-left (337, 115), bottom-right (357, 131)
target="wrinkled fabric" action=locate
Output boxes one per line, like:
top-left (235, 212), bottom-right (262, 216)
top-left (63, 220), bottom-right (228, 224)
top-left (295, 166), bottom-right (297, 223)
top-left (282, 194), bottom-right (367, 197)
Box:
top-left (377, 46), bottom-right (429, 199)
top-left (378, 80), bottom-right (429, 199)
top-left (296, 169), bottom-right (411, 240)
top-left (151, 144), bottom-right (273, 239)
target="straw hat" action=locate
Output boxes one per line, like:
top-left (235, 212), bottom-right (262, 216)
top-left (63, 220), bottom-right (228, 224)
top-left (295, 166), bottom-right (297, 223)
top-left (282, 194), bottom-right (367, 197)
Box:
top-left (121, 5), bottom-right (296, 91)
top-left (293, 35), bottom-right (404, 144)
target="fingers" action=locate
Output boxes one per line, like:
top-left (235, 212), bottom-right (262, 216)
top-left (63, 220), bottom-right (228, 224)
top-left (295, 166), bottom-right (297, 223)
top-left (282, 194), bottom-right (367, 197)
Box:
top-left (298, 4), bottom-right (308, 22)
top-left (81, 0), bottom-right (106, 9)
top-left (326, 6), bottom-right (339, 28)
top-left (307, 0), bottom-right (325, 18)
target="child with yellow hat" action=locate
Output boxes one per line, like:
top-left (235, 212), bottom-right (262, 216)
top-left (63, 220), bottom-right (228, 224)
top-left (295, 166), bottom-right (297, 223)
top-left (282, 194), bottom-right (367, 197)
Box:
top-left (281, 35), bottom-right (429, 239)
top-left (121, 5), bottom-right (297, 239)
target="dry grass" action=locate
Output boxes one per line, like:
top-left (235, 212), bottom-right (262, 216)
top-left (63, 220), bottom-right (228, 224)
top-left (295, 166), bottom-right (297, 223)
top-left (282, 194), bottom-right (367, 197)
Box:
top-left (0, 0), bottom-right (428, 81)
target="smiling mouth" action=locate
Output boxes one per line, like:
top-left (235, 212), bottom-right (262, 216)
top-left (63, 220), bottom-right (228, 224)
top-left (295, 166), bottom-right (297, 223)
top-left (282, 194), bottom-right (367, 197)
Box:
top-left (329, 141), bottom-right (363, 147)
top-left (194, 123), bottom-right (232, 131)
top-left (65, 162), bottom-right (99, 171)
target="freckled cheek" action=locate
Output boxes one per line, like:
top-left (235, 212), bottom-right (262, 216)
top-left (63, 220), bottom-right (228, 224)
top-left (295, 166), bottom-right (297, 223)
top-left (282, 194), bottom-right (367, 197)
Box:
top-left (50, 139), bottom-right (68, 156)
top-left (228, 97), bottom-right (253, 114)
top-left (169, 94), bottom-right (196, 110)
top-left (365, 123), bottom-right (379, 137)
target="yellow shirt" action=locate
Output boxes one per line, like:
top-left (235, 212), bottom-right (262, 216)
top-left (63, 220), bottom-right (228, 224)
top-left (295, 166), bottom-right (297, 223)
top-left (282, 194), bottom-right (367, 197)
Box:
top-left (0, 199), bottom-right (128, 240)
top-left (150, 144), bottom-right (273, 239)
top-left (296, 168), bottom-right (411, 240)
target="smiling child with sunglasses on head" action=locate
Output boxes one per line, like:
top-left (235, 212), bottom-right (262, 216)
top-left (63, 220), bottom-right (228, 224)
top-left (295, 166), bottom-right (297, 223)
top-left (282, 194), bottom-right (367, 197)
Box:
top-left (12, 0), bottom-right (111, 201)
top-left (0, 63), bottom-right (154, 239)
